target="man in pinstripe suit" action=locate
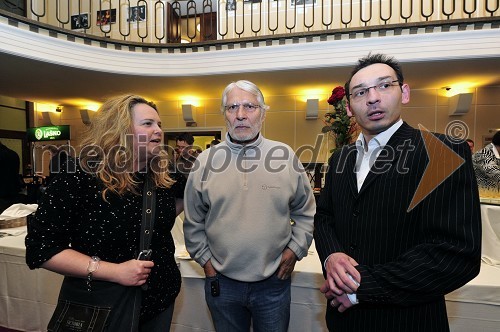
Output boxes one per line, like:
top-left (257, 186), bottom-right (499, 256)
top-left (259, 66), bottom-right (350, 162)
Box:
top-left (314, 53), bottom-right (481, 331)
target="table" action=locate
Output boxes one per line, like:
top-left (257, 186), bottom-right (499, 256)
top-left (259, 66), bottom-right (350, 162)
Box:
top-left (1, 203), bottom-right (500, 331)
top-left (480, 201), bottom-right (500, 266)
top-left (444, 201), bottom-right (500, 332)
top-left (0, 227), bottom-right (63, 331)
top-left (446, 264), bottom-right (500, 331)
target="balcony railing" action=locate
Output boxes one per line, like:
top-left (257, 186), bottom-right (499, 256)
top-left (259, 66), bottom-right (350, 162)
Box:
top-left (4, 0), bottom-right (500, 44)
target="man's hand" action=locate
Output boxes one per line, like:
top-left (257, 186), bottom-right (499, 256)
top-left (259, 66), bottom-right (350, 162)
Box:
top-left (328, 292), bottom-right (356, 313)
top-left (203, 259), bottom-right (217, 277)
top-left (325, 253), bottom-right (360, 295)
top-left (277, 248), bottom-right (297, 280)
top-left (319, 279), bottom-right (337, 299)
top-left (320, 280), bottom-right (357, 313)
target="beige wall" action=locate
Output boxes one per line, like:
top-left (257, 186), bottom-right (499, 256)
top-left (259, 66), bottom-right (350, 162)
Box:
top-left (0, 96), bottom-right (26, 132)
top-left (33, 85), bottom-right (500, 163)
top-left (403, 87), bottom-right (500, 153)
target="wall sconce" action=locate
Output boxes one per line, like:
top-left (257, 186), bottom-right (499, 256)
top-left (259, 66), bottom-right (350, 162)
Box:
top-left (305, 99), bottom-right (319, 120)
top-left (80, 109), bottom-right (93, 125)
top-left (55, 106), bottom-right (63, 113)
top-left (182, 104), bottom-right (197, 126)
top-left (448, 93), bottom-right (473, 116)
top-left (41, 112), bottom-right (53, 125)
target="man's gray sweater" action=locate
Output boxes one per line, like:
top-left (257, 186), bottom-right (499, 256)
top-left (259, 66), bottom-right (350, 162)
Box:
top-left (184, 134), bottom-right (316, 282)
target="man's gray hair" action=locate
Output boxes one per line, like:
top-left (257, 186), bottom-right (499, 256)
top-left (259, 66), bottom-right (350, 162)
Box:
top-left (220, 80), bottom-right (270, 114)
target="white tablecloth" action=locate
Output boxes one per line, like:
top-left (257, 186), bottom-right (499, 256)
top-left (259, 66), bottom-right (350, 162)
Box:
top-left (0, 227), bottom-right (63, 331)
top-left (480, 203), bottom-right (500, 266)
top-left (2, 203), bottom-right (500, 332)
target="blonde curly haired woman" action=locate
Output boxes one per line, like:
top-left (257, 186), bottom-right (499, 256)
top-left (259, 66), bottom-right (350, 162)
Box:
top-left (26, 95), bottom-right (185, 331)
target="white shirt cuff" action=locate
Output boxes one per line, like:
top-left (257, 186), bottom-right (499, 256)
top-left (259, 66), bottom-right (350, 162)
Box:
top-left (347, 293), bottom-right (358, 304)
top-left (347, 273), bottom-right (360, 305)
top-left (324, 254), bottom-right (333, 269)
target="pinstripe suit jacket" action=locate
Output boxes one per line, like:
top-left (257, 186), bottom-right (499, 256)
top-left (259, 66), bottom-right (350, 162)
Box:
top-left (314, 122), bottom-right (482, 332)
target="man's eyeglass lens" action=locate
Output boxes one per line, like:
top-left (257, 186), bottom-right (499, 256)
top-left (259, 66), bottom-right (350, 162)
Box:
top-left (225, 103), bottom-right (260, 113)
top-left (350, 80), bottom-right (400, 100)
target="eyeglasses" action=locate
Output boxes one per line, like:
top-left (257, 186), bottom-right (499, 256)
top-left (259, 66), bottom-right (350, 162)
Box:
top-left (224, 103), bottom-right (261, 113)
top-left (349, 80), bottom-right (401, 100)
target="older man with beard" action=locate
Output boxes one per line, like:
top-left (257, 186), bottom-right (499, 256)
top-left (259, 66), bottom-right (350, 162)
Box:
top-left (183, 80), bottom-right (316, 332)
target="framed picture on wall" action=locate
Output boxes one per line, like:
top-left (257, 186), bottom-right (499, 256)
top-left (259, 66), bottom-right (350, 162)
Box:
top-left (290, 0), bottom-right (316, 6)
top-left (96, 8), bottom-right (116, 26)
top-left (128, 5), bottom-right (146, 22)
top-left (70, 13), bottom-right (89, 30)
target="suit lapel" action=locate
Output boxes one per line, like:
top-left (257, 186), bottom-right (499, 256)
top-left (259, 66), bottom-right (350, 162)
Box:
top-left (338, 144), bottom-right (358, 197)
top-left (358, 122), bottom-right (415, 195)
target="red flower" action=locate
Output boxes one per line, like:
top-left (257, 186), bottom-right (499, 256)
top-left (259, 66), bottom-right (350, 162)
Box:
top-left (327, 86), bottom-right (345, 105)
top-left (322, 85), bottom-right (358, 152)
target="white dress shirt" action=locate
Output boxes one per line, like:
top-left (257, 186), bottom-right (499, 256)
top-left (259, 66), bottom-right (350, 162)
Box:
top-left (355, 119), bottom-right (404, 191)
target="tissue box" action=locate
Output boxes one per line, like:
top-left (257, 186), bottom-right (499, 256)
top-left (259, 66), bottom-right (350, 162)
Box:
top-left (0, 216), bottom-right (27, 229)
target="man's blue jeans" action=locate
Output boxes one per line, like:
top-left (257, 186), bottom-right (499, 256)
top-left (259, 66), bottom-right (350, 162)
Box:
top-left (204, 272), bottom-right (291, 332)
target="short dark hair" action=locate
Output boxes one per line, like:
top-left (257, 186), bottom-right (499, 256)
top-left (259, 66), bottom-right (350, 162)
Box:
top-left (492, 131), bottom-right (500, 146)
top-left (176, 132), bottom-right (194, 145)
top-left (344, 53), bottom-right (404, 100)
top-left (466, 138), bottom-right (474, 144)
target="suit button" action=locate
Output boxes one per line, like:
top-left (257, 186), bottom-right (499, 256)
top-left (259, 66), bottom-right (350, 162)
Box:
top-left (352, 210), bottom-right (359, 217)
top-left (349, 244), bottom-right (358, 250)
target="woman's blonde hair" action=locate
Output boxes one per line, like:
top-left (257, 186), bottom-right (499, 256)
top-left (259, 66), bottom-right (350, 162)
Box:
top-left (79, 94), bottom-right (174, 200)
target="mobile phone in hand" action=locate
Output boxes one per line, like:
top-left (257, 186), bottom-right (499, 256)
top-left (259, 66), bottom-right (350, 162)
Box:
top-left (137, 249), bottom-right (152, 261)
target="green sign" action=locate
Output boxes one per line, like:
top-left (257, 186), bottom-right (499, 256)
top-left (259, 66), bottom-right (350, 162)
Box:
top-left (27, 125), bottom-right (71, 141)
